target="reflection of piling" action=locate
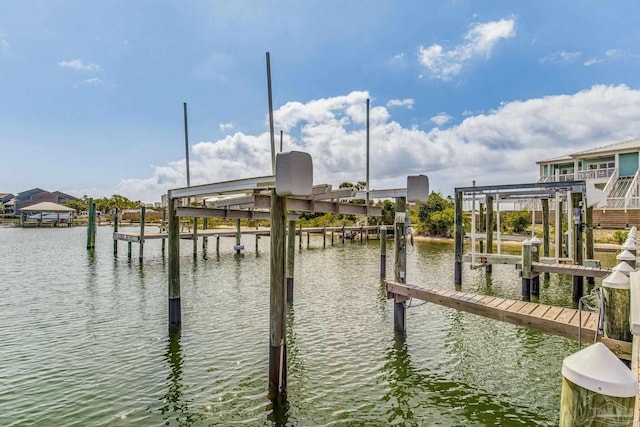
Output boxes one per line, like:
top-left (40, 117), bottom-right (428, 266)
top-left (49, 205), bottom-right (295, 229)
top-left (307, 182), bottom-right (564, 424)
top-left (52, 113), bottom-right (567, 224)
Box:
top-left (168, 197), bottom-right (181, 330)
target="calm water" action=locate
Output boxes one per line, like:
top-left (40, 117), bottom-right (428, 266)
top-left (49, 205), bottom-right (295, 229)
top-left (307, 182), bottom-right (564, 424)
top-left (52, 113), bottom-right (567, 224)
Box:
top-left (0, 226), bottom-right (616, 426)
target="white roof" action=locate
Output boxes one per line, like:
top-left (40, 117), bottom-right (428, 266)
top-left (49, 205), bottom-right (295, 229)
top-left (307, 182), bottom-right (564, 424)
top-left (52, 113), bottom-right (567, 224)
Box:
top-left (537, 137), bottom-right (640, 164)
top-left (20, 202), bottom-right (76, 212)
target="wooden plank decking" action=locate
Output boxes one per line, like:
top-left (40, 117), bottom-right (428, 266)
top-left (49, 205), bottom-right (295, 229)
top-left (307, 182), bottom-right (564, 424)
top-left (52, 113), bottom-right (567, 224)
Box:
top-left (387, 280), bottom-right (631, 360)
top-left (531, 262), bottom-right (611, 278)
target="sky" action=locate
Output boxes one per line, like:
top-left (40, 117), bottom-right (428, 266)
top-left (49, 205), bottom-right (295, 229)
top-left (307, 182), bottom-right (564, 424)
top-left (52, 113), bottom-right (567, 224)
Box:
top-left (2, 1), bottom-right (640, 203)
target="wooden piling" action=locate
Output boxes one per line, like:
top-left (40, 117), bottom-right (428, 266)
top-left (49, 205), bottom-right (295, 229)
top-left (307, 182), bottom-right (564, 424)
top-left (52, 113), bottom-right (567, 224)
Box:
top-left (168, 197), bottom-right (181, 329)
top-left (531, 237), bottom-right (541, 297)
top-left (235, 218), bottom-right (242, 256)
top-left (380, 226), bottom-right (387, 279)
top-left (485, 195), bottom-right (494, 274)
top-left (161, 208), bottom-right (166, 257)
top-left (479, 202), bottom-right (485, 233)
top-left (286, 220), bottom-right (295, 303)
top-left (572, 192), bottom-right (584, 302)
top-left (216, 236), bottom-right (220, 257)
top-left (586, 206), bottom-right (594, 285)
top-left (342, 224), bottom-right (345, 245)
top-left (331, 230), bottom-right (334, 246)
top-left (454, 190), bottom-right (463, 287)
top-left (203, 217), bottom-right (208, 252)
top-left (521, 239), bottom-right (532, 301)
top-left (192, 217), bottom-right (198, 259)
top-left (394, 197), bottom-right (407, 335)
top-left (127, 242), bottom-right (132, 260)
top-left (268, 189), bottom-right (287, 401)
top-left (306, 231), bottom-right (310, 249)
top-left (255, 234), bottom-right (260, 254)
top-left (323, 225), bottom-right (326, 248)
top-left (139, 206), bottom-right (146, 263)
top-left (542, 198), bottom-right (550, 279)
top-left (113, 208), bottom-right (119, 256)
top-left (299, 223), bottom-right (302, 250)
top-left (602, 271), bottom-right (631, 342)
top-left (360, 225), bottom-right (363, 244)
top-left (86, 198), bottom-right (96, 250)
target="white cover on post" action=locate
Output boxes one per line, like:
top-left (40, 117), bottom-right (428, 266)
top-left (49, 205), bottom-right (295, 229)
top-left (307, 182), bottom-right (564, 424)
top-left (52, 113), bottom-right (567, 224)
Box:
top-left (275, 151), bottom-right (313, 197)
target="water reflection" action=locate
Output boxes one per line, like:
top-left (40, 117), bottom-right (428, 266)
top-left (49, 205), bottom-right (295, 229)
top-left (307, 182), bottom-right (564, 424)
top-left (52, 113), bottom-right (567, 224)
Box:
top-left (159, 330), bottom-right (202, 426)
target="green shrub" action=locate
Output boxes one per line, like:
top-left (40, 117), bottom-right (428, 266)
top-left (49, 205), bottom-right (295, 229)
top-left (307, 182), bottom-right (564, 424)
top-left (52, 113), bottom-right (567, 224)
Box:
top-left (613, 230), bottom-right (628, 244)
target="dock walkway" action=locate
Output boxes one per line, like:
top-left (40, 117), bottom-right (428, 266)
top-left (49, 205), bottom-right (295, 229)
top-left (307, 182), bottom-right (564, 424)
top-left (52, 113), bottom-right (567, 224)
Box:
top-left (387, 280), bottom-right (631, 360)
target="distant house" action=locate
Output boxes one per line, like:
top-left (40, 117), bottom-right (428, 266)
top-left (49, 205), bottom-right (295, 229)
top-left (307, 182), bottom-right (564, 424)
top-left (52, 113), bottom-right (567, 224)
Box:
top-left (0, 193), bottom-right (14, 214)
top-left (14, 188), bottom-right (78, 214)
top-left (537, 137), bottom-right (640, 210)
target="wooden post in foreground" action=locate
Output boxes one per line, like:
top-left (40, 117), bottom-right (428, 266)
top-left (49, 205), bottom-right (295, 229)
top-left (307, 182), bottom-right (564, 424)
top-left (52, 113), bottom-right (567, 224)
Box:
top-left (268, 189), bottom-right (287, 401)
top-left (202, 217), bottom-right (208, 253)
top-left (113, 208), bottom-right (119, 256)
top-left (602, 271), bottom-right (631, 342)
top-left (286, 220), bottom-right (296, 303)
top-left (394, 197), bottom-right (407, 336)
top-left (454, 190), bottom-right (463, 288)
top-left (380, 226), bottom-right (387, 280)
top-left (161, 208), bottom-right (166, 257)
top-left (168, 197), bottom-right (181, 330)
top-left (139, 206), bottom-right (146, 263)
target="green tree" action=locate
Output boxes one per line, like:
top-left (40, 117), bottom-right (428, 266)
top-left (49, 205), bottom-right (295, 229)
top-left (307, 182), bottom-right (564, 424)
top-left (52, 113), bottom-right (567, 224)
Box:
top-left (65, 198), bottom-right (88, 212)
top-left (505, 211), bottom-right (531, 233)
top-left (412, 192), bottom-right (455, 237)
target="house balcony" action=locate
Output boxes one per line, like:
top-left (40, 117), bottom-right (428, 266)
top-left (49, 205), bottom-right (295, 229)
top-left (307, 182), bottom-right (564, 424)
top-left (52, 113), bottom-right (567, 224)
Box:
top-left (539, 167), bottom-right (616, 184)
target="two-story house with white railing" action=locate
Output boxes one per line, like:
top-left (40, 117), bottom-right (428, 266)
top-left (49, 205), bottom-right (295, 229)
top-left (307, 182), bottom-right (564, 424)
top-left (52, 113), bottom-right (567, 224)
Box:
top-left (537, 137), bottom-right (640, 212)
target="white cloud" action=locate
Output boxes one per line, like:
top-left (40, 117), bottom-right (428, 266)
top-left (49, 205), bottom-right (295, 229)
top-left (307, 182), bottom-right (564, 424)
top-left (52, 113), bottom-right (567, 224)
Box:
top-left (418, 18), bottom-right (515, 80)
top-left (81, 77), bottom-right (103, 85)
top-left (584, 58), bottom-right (603, 67)
top-left (430, 113), bottom-right (452, 126)
top-left (386, 99), bottom-right (414, 109)
top-left (0, 39), bottom-right (8, 51)
top-left (540, 51), bottom-right (581, 64)
top-left (219, 122), bottom-right (234, 131)
top-left (58, 59), bottom-right (101, 72)
top-left (114, 85), bottom-right (640, 202)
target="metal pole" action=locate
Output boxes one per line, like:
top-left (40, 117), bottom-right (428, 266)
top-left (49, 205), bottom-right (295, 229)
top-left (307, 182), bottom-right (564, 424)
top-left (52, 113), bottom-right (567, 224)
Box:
top-left (183, 102), bottom-right (191, 188)
top-left (365, 98), bottom-right (370, 226)
top-left (280, 130), bottom-right (283, 153)
top-left (266, 52), bottom-right (276, 174)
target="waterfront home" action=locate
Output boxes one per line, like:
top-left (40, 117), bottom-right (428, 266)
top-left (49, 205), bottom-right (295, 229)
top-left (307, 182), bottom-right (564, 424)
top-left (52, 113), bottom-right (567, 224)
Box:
top-left (536, 137), bottom-right (640, 226)
top-left (13, 188), bottom-right (77, 213)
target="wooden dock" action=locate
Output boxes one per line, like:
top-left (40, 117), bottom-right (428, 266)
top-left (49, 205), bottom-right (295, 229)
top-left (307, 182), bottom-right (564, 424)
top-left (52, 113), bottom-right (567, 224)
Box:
top-left (531, 262), bottom-right (611, 278)
top-left (387, 280), bottom-right (631, 360)
top-left (113, 225), bottom-right (383, 243)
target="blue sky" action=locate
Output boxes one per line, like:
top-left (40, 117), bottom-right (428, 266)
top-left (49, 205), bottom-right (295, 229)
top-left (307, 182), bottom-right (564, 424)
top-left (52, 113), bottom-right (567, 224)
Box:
top-left (2, 1), bottom-right (640, 202)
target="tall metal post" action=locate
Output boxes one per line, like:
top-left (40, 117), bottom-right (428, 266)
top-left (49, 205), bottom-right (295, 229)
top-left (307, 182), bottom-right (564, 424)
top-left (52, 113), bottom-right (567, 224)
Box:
top-left (454, 190), bottom-right (464, 287)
